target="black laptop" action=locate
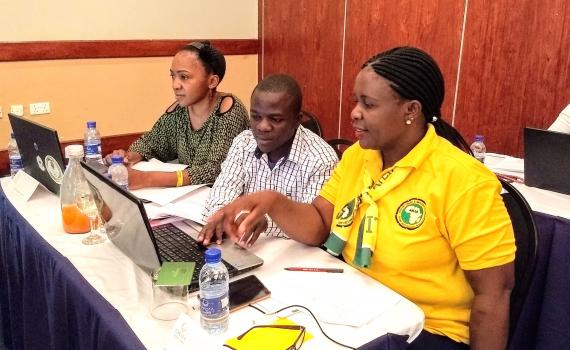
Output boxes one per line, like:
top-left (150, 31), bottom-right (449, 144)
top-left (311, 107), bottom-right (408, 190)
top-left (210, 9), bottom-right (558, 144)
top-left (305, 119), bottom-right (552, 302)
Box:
top-left (8, 114), bottom-right (66, 195)
top-left (80, 161), bottom-right (264, 291)
top-left (524, 127), bottom-right (570, 195)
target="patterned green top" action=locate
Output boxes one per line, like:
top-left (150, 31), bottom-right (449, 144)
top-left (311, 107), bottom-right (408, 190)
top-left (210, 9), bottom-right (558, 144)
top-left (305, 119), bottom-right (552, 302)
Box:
top-left (129, 94), bottom-right (249, 184)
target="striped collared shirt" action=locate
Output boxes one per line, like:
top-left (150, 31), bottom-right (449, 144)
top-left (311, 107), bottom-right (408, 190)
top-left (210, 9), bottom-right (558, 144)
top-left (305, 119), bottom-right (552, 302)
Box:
top-left (203, 125), bottom-right (338, 237)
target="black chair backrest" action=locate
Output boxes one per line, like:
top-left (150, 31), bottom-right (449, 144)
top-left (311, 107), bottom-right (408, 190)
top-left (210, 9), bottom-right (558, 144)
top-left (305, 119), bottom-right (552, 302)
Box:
top-left (300, 110), bottom-right (323, 137)
top-left (499, 178), bottom-right (538, 344)
top-left (326, 138), bottom-right (353, 159)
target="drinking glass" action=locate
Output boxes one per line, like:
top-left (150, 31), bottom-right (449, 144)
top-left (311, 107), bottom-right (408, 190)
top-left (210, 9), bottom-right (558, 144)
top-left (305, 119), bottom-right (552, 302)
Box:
top-left (76, 190), bottom-right (106, 245)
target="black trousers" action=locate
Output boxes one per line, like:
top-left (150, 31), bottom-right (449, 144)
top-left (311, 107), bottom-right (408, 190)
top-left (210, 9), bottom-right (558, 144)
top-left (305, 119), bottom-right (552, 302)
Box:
top-left (407, 330), bottom-right (469, 350)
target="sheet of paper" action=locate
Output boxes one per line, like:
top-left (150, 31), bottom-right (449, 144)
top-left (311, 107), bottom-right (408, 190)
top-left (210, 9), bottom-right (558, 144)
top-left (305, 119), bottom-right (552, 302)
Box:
top-left (490, 156), bottom-right (524, 173)
top-left (132, 158), bottom-right (188, 172)
top-left (158, 202), bottom-right (206, 225)
top-left (271, 271), bottom-right (402, 327)
top-left (163, 313), bottom-right (209, 350)
top-left (143, 187), bottom-right (210, 224)
top-left (131, 184), bottom-right (209, 206)
top-left (9, 171), bottom-right (40, 202)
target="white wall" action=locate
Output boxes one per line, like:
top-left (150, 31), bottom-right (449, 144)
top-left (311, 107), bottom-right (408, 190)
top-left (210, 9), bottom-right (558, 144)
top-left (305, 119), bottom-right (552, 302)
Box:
top-left (0, 0), bottom-right (258, 41)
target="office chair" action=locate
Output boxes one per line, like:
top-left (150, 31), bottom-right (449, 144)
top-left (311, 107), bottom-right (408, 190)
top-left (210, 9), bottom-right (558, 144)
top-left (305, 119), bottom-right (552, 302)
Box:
top-left (498, 178), bottom-right (538, 346)
top-left (300, 110), bottom-right (323, 137)
top-left (327, 138), bottom-right (353, 159)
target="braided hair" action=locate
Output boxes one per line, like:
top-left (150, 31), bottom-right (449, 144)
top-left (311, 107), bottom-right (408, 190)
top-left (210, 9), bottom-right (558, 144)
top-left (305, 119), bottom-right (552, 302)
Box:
top-left (363, 46), bottom-right (471, 154)
top-left (179, 41), bottom-right (226, 83)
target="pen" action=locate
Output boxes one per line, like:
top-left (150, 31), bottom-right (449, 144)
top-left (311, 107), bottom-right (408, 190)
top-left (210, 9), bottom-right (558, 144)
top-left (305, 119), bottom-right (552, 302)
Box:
top-left (495, 173), bottom-right (524, 184)
top-left (284, 267), bottom-right (344, 273)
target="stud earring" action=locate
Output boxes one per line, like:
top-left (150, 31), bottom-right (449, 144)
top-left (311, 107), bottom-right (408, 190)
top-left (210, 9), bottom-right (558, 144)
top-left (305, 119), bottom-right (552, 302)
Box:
top-left (405, 119), bottom-right (412, 125)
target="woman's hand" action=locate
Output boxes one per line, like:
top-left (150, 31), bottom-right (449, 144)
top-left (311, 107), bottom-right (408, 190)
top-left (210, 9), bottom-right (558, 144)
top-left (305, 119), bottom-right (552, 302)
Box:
top-left (126, 168), bottom-right (149, 190)
top-left (104, 150), bottom-right (142, 166)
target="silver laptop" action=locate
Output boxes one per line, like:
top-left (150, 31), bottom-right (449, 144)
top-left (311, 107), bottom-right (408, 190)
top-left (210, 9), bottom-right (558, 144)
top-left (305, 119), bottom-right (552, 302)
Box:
top-left (524, 127), bottom-right (570, 195)
top-left (8, 113), bottom-right (65, 195)
top-left (80, 161), bottom-right (263, 291)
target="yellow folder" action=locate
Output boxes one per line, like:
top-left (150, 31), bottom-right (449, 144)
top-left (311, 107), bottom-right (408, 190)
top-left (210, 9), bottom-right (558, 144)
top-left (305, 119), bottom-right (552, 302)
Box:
top-left (224, 317), bottom-right (313, 350)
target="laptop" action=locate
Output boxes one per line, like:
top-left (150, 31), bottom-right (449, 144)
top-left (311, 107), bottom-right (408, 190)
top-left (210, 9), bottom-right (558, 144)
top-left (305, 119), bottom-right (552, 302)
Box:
top-left (8, 113), bottom-right (66, 195)
top-left (80, 161), bottom-right (264, 291)
top-left (524, 127), bottom-right (570, 195)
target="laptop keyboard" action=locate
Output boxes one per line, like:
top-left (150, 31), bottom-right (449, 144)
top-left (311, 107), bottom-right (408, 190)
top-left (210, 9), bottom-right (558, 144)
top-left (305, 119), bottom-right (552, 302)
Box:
top-left (152, 223), bottom-right (238, 290)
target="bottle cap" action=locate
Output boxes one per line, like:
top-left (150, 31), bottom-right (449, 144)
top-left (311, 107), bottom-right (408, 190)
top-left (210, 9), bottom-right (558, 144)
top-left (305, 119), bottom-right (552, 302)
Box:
top-left (87, 121), bottom-right (96, 128)
top-left (65, 144), bottom-right (84, 158)
top-left (111, 155), bottom-right (124, 164)
top-left (204, 248), bottom-right (222, 263)
top-left (474, 135), bottom-right (485, 142)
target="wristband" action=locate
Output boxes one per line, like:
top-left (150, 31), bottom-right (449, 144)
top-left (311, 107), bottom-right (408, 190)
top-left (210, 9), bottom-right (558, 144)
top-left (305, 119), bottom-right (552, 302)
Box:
top-left (175, 170), bottom-right (184, 187)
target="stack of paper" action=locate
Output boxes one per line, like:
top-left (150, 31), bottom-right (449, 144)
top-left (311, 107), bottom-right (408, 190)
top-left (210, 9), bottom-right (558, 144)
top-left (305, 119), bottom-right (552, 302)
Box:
top-left (129, 159), bottom-right (210, 224)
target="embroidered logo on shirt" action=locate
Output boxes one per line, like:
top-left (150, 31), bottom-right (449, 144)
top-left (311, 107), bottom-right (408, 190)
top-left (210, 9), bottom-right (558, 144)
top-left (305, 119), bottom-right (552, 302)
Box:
top-left (336, 196), bottom-right (360, 227)
top-left (396, 198), bottom-right (426, 230)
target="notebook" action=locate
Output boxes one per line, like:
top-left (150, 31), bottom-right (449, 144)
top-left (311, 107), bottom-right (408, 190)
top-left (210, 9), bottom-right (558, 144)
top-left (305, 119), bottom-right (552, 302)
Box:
top-left (80, 161), bottom-right (264, 291)
top-left (8, 113), bottom-right (66, 195)
top-left (524, 127), bottom-right (570, 195)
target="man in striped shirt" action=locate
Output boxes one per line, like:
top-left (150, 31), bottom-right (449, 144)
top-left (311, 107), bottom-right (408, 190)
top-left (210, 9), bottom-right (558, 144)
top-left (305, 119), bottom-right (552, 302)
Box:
top-left (200, 74), bottom-right (338, 247)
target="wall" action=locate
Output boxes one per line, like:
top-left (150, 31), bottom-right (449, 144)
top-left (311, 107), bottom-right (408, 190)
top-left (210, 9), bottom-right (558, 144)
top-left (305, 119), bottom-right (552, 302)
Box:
top-left (0, 0), bottom-right (257, 41)
top-left (261, 0), bottom-right (569, 156)
top-left (0, 55), bottom-right (257, 142)
top-left (0, 0), bottom-right (259, 149)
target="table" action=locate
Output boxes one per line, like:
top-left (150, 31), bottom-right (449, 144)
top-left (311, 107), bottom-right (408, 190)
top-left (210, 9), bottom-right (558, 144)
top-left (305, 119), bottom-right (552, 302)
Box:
top-left (485, 154), bottom-right (570, 350)
top-left (0, 177), bottom-right (424, 350)
top-left (0, 181), bottom-right (146, 349)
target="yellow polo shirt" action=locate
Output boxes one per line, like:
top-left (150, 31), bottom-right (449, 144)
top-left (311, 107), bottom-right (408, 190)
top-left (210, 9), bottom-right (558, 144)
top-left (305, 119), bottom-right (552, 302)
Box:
top-left (319, 125), bottom-right (515, 344)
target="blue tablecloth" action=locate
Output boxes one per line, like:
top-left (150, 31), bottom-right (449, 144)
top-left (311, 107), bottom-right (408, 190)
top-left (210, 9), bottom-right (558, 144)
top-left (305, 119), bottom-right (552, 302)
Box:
top-left (0, 186), bottom-right (145, 350)
top-left (509, 212), bottom-right (570, 350)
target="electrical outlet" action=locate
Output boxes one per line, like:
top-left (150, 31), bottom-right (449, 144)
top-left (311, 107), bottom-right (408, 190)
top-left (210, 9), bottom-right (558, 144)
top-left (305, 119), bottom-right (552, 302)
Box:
top-left (10, 104), bottom-right (24, 116)
top-left (30, 102), bottom-right (51, 115)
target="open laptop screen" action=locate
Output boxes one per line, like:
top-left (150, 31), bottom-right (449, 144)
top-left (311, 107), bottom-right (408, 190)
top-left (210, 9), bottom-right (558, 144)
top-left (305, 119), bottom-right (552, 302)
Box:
top-left (524, 127), bottom-right (570, 195)
top-left (8, 113), bottom-right (65, 195)
top-left (81, 161), bottom-right (161, 272)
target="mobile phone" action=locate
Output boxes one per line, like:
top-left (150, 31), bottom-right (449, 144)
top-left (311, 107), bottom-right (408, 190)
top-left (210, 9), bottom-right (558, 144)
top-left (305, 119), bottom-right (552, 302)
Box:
top-left (229, 275), bottom-right (271, 312)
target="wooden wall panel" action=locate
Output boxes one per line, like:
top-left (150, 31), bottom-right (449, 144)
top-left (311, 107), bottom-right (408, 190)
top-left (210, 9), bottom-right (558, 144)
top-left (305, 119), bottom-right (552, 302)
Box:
top-left (0, 40), bottom-right (258, 62)
top-left (455, 0), bottom-right (570, 156)
top-left (340, 0), bottom-right (466, 140)
top-left (261, 0), bottom-right (345, 140)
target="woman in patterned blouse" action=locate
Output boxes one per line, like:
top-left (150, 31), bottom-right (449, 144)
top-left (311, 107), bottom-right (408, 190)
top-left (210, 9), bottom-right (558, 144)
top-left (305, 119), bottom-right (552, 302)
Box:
top-left (105, 41), bottom-right (249, 189)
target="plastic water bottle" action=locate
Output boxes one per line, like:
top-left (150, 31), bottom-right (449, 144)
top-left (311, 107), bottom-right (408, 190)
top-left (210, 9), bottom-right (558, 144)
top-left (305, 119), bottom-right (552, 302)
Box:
top-left (108, 155), bottom-right (129, 191)
top-left (199, 248), bottom-right (229, 334)
top-left (60, 145), bottom-right (90, 234)
top-left (8, 133), bottom-right (23, 178)
top-left (470, 135), bottom-right (487, 164)
top-left (84, 121), bottom-right (103, 164)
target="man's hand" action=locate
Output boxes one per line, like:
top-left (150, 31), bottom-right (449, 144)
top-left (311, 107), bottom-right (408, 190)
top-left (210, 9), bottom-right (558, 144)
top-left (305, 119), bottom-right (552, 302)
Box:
top-left (198, 209), bottom-right (269, 248)
top-left (198, 192), bottom-right (278, 247)
top-left (232, 211), bottom-right (268, 248)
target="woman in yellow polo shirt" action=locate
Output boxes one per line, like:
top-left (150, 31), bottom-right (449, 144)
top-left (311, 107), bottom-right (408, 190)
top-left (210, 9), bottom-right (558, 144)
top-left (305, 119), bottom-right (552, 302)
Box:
top-left (200, 46), bottom-right (515, 350)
